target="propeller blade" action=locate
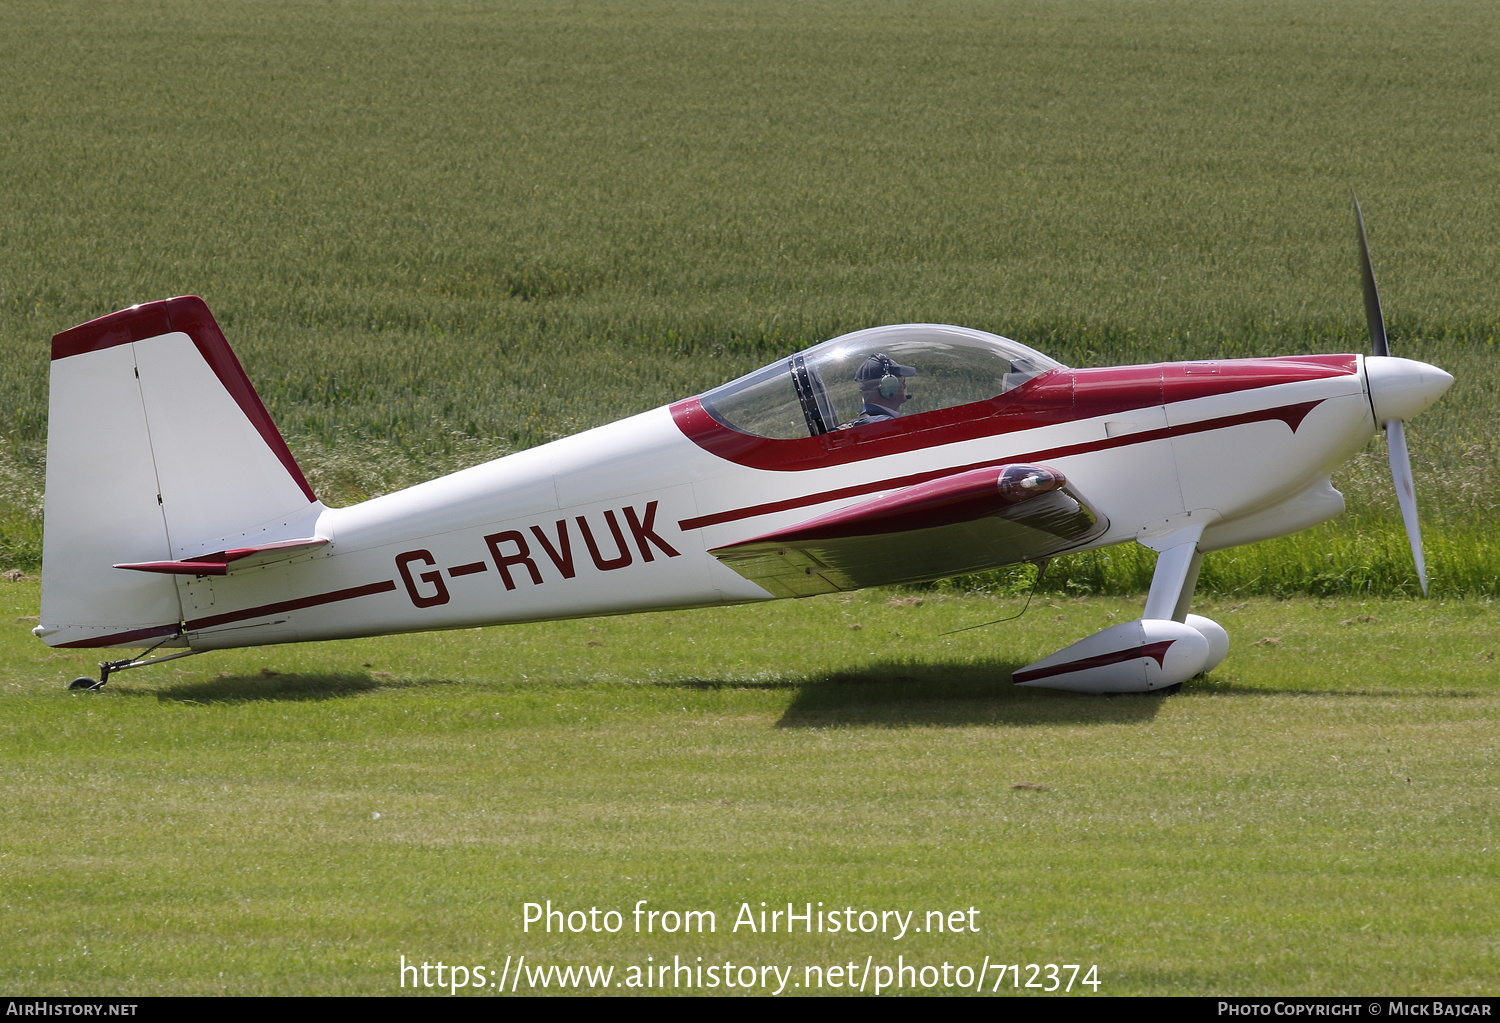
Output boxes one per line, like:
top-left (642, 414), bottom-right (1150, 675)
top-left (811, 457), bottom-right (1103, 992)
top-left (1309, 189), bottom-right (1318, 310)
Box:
top-left (1385, 419), bottom-right (1428, 596)
top-left (1358, 198), bottom-right (1436, 594)
top-left (1354, 194), bottom-right (1390, 358)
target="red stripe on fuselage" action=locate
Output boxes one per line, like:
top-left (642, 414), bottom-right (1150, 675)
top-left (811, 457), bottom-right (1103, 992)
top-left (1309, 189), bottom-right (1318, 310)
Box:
top-left (185, 579), bottom-right (397, 632)
top-left (671, 356), bottom-right (1356, 475)
top-left (678, 399), bottom-right (1325, 532)
top-left (74, 578), bottom-right (413, 643)
top-left (55, 623), bottom-right (183, 649)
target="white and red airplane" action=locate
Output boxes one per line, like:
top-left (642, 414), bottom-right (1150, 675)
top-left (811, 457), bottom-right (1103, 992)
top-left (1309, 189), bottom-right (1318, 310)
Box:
top-left (36, 207), bottom-right (1452, 693)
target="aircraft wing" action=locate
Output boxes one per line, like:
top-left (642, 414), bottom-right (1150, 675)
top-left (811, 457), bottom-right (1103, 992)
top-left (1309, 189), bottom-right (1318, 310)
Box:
top-left (709, 464), bottom-right (1108, 597)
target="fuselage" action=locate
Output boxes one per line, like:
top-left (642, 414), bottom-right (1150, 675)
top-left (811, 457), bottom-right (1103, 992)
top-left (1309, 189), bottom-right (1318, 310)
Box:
top-left (173, 352), bottom-right (1379, 651)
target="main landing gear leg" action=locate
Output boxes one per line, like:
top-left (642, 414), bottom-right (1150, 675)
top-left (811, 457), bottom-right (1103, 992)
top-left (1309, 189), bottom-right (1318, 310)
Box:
top-left (1012, 522), bottom-right (1227, 693)
top-left (1139, 523), bottom-right (1228, 681)
top-left (69, 637), bottom-right (200, 690)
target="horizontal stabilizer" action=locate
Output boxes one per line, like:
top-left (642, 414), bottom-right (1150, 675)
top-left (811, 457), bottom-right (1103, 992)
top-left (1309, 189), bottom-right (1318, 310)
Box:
top-left (711, 464), bottom-right (1107, 597)
top-left (115, 537), bottom-right (328, 576)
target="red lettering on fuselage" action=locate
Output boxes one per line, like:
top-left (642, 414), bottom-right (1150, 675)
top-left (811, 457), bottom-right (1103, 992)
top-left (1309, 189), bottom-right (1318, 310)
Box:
top-left (397, 502), bottom-right (682, 608)
top-left (484, 530), bottom-right (543, 590)
top-left (530, 520), bottom-right (576, 578)
top-left (624, 501), bottom-right (681, 561)
top-left (578, 509), bottom-right (633, 571)
top-left (396, 549), bottom-right (451, 607)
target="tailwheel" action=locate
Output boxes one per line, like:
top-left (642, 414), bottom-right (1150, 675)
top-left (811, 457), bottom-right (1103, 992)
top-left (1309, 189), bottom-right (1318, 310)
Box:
top-left (62, 640), bottom-right (199, 690)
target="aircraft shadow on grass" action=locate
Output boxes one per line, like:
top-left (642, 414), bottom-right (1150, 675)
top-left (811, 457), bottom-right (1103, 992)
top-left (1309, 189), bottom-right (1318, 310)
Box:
top-left (670, 659), bottom-right (1169, 729)
top-left (128, 670), bottom-right (464, 704)
top-left (127, 661), bottom-right (1174, 723)
top-left (123, 663), bottom-right (1480, 710)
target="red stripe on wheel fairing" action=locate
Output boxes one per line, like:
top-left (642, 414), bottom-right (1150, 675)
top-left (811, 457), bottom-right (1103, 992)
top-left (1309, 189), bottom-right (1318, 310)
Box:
top-left (1011, 640), bottom-right (1176, 685)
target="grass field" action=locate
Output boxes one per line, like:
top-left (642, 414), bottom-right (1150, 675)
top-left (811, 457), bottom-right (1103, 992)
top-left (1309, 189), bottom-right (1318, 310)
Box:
top-left (2, 0), bottom-right (1498, 997)
top-left (4, 579), bottom-right (1498, 995)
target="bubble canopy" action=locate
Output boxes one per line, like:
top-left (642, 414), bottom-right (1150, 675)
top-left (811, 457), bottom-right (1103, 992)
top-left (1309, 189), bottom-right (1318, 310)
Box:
top-left (698, 324), bottom-right (1065, 440)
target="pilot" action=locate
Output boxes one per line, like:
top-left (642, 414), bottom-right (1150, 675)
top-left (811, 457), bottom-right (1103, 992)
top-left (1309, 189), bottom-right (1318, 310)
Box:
top-left (843, 353), bottom-right (916, 427)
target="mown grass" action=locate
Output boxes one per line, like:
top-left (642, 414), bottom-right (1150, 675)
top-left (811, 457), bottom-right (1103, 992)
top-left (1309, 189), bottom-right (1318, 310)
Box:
top-left (1, 1), bottom-right (1499, 592)
top-left (3, 579), bottom-right (1497, 995)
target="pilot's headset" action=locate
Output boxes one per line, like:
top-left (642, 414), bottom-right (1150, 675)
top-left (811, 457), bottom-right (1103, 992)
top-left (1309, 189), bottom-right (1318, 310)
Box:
top-left (874, 355), bottom-right (901, 399)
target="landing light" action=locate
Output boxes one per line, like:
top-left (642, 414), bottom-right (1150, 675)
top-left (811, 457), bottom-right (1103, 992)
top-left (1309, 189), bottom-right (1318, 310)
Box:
top-left (998, 465), bottom-right (1065, 503)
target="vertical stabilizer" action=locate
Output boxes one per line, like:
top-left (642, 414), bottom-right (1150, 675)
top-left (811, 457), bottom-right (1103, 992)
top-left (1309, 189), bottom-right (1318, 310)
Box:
top-left (37, 297), bottom-right (323, 648)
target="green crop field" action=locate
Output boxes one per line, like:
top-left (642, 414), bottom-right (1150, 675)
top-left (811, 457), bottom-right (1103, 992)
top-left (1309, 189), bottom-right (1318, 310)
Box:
top-left (2, 0), bottom-right (1498, 592)
top-left (1, 0), bottom-right (1497, 997)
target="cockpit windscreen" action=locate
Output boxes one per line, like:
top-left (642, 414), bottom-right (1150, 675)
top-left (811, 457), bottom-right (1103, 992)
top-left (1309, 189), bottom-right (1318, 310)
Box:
top-left (699, 324), bottom-right (1063, 439)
